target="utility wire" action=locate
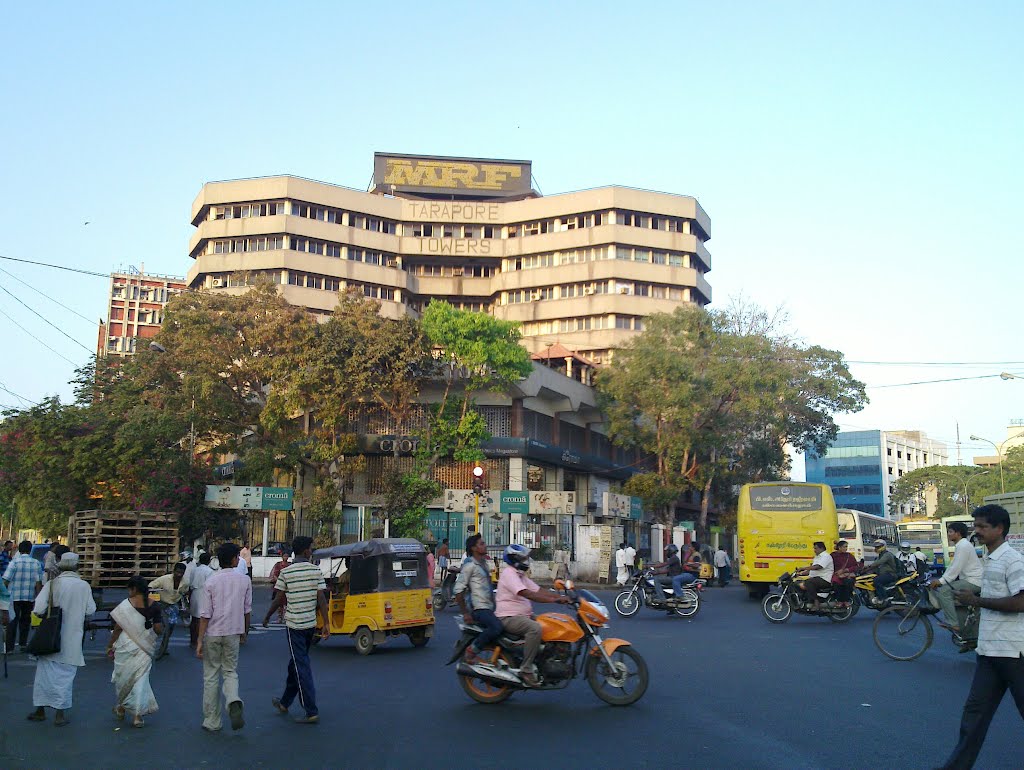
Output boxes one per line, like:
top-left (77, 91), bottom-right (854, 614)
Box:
top-left (0, 254), bottom-right (109, 278)
top-left (0, 266), bottom-right (94, 323)
top-left (868, 372), bottom-right (1023, 389)
top-left (0, 283), bottom-right (93, 354)
top-left (0, 381), bottom-right (35, 406)
top-left (0, 306), bottom-right (78, 365)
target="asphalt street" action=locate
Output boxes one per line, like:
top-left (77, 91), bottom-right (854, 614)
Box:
top-left (1, 584), bottom-right (1021, 770)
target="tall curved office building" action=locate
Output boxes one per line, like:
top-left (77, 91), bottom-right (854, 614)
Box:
top-left (186, 152), bottom-right (712, 367)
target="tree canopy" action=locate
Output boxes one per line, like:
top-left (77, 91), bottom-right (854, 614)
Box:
top-left (890, 450), bottom-right (1024, 518)
top-left (598, 302), bottom-right (867, 534)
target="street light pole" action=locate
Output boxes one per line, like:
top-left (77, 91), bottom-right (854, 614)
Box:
top-left (963, 470), bottom-right (991, 515)
top-left (969, 435), bottom-right (1005, 494)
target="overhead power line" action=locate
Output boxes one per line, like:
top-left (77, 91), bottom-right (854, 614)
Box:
top-left (0, 306), bottom-right (78, 365)
top-left (868, 372), bottom-right (1024, 389)
top-left (0, 381), bottom-right (36, 406)
top-left (0, 282), bottom-right (93, 354)
top-left (0, 266), bottom-right (94, 323)
top-left (0, 253), bottom-right (109, 278)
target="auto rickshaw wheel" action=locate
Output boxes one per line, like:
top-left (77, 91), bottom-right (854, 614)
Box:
top-left (408, 628), bottom-right (430, 647)
top-left (354, 626), bottom-right (375, 655)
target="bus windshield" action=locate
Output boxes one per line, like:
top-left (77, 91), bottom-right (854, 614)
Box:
top-left (837, 512), bottom-right (857, 539)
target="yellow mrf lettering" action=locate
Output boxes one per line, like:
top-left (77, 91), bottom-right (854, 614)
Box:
top-left (480, 164), bottom-right (522, 190)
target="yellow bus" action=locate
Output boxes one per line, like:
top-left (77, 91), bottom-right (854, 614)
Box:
top-left (737, 482), bottom-right (839, 598)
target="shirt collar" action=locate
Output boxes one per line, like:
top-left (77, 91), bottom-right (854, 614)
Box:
top-left (984, 542), bottom-right (1012, 561)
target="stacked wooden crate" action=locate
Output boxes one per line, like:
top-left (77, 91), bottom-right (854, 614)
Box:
top-left (70, 510), bottom-right (180, 588)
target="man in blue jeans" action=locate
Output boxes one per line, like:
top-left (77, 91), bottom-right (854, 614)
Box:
top-left (263, 536), bottom-right (329, 724)
top-left (455, 534), bottom-right (501, 663)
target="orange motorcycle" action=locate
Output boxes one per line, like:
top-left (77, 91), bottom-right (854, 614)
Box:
top-left (447, 580), bottom-right (649, 706)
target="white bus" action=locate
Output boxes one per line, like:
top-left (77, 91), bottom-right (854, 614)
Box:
top-left (897, 518), bottom-right (944, 565)
top-left (836, 508), bottom-right (899, 567)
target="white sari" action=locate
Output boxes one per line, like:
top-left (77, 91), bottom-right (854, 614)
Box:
top-left (110, 599), bottom-right (159, 716)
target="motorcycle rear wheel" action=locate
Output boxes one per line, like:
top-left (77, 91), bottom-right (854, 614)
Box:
top-left (761, 593), bottom-right (792, 623)
top-left (585, 646), bottom-right (649, 706)
top-left (458, 649), bottom-right (515, 704)
top-left (828, 602), bottom-right (854, 623)
top-left (613, 590), bottom-right (643, 617)
top-left (673, 588), bottom-right (700, 618)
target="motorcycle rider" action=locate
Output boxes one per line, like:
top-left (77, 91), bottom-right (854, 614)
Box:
top-left (869, 539), bottom-right (902, 606)
top-left (650, 543), bottom-right (683, 605)
top-left (671, 543), bottom-right (702, 598)
top-left (897, 542), bottom-right (919, 575)
top-left (830, 540), bottom-right (859, 607)
top-left (454, 534), bottom-right (501, 665)
top-left (495, 544), bottom-right (570, 686)
top-left (795, 541), bottom-right (834, 613)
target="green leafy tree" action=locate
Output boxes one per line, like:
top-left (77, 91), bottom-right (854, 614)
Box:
top-left (598, 303), bottom-right (866, 536)
top-left (891, 452), bottom-right (1024, 518)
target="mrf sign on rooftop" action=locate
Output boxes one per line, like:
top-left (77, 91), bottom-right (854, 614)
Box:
top-left (373, 152), bottom-right (533, 198)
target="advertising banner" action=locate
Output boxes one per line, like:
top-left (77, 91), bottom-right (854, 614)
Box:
top-left (204, 485), bottom-right (294, 511)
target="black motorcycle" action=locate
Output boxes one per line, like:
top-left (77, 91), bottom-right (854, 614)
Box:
top-left (761, 572), bottom-right (854, 624)
top-left (613, 568), bottom-right (703, 618)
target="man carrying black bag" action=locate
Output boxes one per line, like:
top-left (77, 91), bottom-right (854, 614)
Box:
top-left (26, 552), bottom-right (96, 727)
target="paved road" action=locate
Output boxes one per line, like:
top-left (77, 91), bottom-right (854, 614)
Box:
top-left (1, 584), bottom-right (1021, 769)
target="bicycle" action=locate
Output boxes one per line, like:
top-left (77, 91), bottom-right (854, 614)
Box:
top-left (872, 593), bottom-right (979, 661)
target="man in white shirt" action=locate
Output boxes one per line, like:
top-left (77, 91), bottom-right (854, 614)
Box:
top-left (796, 541), bottom-right (834, 613)
top-left (930, 521), bottom-right (984, 640)
top-left (935, 505), bottom-right (1024, 770)
top-left (615, 543), bottom-right (630, 586)
top-left (189, 552), bottom-right (214, 649)
top-left (714, 546), bottom-right (731, 587)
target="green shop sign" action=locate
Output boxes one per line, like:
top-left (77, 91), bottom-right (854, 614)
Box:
top-left (499, 491), bottom-right (530, 514)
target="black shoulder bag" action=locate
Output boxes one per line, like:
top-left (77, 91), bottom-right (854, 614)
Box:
top-left (27, 578), bottom-right (63, 656)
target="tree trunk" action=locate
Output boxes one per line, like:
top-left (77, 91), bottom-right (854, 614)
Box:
top-left (698, 473), bottom-right (713, 542)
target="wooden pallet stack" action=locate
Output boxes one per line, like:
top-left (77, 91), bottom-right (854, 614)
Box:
top-left (70, 510), bottom-right (180, 588)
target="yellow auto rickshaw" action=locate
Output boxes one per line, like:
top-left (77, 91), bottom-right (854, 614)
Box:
top-left (312, 538), bottom-right (434, 655)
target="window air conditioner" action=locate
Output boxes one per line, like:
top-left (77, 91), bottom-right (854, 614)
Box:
top-left (619, 286), bottom-right (631, 294)
top-left (212, 278), bottom-right (225, 288)
top-left (530, 291), bottom-right (542, 301)
top-left (583, 286), bottom-right (596, 295)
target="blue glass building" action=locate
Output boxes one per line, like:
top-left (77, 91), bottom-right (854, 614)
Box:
top-left (805, 429), bottom-right (948, 519)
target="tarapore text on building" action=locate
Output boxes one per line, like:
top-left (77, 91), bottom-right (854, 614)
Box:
top-left (186, 152), bottom-right (712, 365)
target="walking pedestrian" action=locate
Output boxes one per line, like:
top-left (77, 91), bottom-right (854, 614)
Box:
top-left (238, 543), bottom-right (252, 579)
top-left (714, 545), bottom-right (732, 587)
top-left (437, 538), bottom-right (450, 581)
top-left (107, 576), bottom-right (162, 728)
top-left (935, 505), bottom-right (1024, 769)
top-left (268, 550), bottom-right (291, 624)
top-left (26, 553), bottom-right (96, 727)
top-left (197, 542), bottom-right (252, 732)
top-left (426, 545), bottom-right (436, 589)
top-left (0, 539), bottom-right (14, 576)
top-left (3, 540), bottom-right (43, 654)
top-left (189, 553), bottom-right (214, 648)
top-left (262, 536), bottom-right (329, 724)
top-left (149, 562), bottom-right (189, 658)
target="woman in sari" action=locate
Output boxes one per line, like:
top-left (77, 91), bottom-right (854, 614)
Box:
top-left (106, 576), bottom-right (162, 727)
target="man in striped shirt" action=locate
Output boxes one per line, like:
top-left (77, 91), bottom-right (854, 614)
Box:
top-left (263, 536), bottom-right (329, 724)
top-left (936, 505), bottom-right (1024, 770)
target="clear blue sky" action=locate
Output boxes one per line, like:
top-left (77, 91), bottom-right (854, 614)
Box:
top-left (1, 2), bottom-right (1021, 470)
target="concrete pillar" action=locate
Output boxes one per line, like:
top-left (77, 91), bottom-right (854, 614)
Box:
top-left (508, 458), bottom-right (527, 491)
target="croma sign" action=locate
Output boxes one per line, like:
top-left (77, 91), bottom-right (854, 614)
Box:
top-left (374, 153), bottom-right (532, 197)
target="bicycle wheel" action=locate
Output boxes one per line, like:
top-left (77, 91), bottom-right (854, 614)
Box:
top-left (873, 606), bottom-right (933, 661)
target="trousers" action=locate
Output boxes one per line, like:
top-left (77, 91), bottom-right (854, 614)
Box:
top-left (6, 600), bottom-right (33, 649)
top-left (470, 609), bottom-right (503, 652)
top-left (202, 635), bottom-right (241, 731)
top-left (933, 579), bottom-right (980, 634)
top-left (938, 654), bottom-right (1024, 769)
top-left (499, 614), bottom-right (542, 669)
top-left (281, 627), bottom-right (318, 717)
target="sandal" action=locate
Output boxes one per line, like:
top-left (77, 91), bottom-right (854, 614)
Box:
top-left (132, 717), bottom-right (145, 728)
top-left (27, 711), bottom-right (46, 722)
top-left (114, 706), bottom-right (126, 721)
